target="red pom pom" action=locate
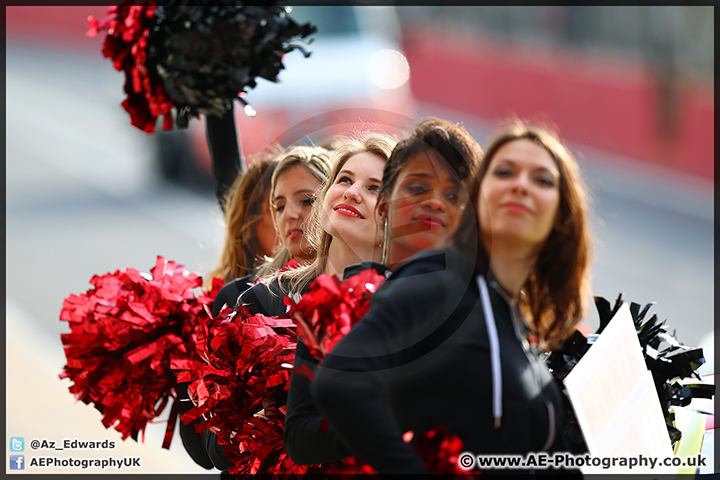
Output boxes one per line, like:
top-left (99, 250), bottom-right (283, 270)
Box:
top-left (59, 256), bottom-right (214, 448)
top-left (177, 303), bottom-right (304, 476)
top-left (87, 2), bottom-right (173, 133)
top-left (292, 270), bottom-right (386, 362)
top-left (409, 425), bottom-right (477, 475)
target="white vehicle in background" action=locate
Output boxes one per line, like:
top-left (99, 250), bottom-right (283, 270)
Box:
top-left (156, 5), bottom-right (416, 187)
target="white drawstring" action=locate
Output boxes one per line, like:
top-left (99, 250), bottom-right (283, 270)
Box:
top-left (477, 276), bottom-right (502, 428)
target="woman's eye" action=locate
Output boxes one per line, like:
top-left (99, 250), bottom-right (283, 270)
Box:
top-left (337, 176), bottom-right (352, 185)
top-left (274, 204), bottom-right (285, 212)
top-left (405, 183), bottom-right (429, 195)
top-left (368, 184), bottom-right (380, 193)
top-left (445, 190), bottom-right (460, 202)
top-left (493, 167), bottom-right (513, 177)
top-left (301, 196), bottom-right (315, 206)
top-left (535, 176), bottom-right (555, 187)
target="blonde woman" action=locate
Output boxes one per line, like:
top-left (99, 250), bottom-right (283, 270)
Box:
top-left (211, 145), bottom-right (333, 317)
top-left (238, 131), bottom-right (399, 316)
top-left (194, 131), bottom-right (397, 473)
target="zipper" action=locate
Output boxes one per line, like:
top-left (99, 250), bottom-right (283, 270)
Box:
top-left (489, 280), bottom-right (556, 451)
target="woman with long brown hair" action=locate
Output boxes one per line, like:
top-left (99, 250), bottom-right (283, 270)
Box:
top-left (311, 120), bottom-right (593, 474)
top-left (204, 150), bottom-right (283, 291)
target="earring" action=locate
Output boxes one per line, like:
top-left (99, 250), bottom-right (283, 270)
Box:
top-left (381, 217), bottom-right (390, 266)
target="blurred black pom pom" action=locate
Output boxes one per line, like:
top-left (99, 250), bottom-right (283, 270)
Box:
top-left (147, 2), bottom-right (316, 126)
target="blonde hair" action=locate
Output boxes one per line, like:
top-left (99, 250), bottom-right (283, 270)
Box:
top-left (204, 146), bottom-right (283, 290)
top-left (254, 145), bottom-right (334, 279)
top-left (275, 131), bottom-right (398, 294)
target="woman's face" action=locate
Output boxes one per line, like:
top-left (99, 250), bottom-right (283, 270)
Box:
top-left (271, 164), bottom-right (322, 263)
top-left (478, 138), bottom-right (561, 252)
top-left (321, 152), bottom-right (385, 254)
top-left (385, 150), bottom-right (463, 263)
top-left (255, 193), bottom-right (281, 260)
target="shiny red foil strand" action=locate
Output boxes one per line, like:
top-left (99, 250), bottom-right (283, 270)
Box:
top-left (87, 2), bottom-right (174, 133)
top-left (292, 269), bottom-right (386, 362)
top-left (180, 270), bottom-right (473, 475)
top-left (175, 303), bottom-right (303, 475)
top-left (59, 256), bottom-right (218, 448)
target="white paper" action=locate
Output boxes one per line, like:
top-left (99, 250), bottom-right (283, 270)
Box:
top-left (563, 303), bottom-right (677, 474)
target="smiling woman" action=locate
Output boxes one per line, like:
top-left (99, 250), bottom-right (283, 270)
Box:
top-left (185, 130), bottom-right (397, 475)
top-left (272, 131), bottom-right (398, 294)
top-left (320, 151), bottom-right (386, 275)
top-left (455, 123), bottom-right (593, 344)
top-left (230, 130), bottom-right (397, 322)
top-left (479, 138), bottom-right (561, 252)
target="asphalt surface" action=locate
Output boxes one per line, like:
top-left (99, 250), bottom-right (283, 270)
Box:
top-left (6, 41), bottom-right (714, 475)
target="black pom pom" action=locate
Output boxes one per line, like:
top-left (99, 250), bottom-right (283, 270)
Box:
top-left (146, 2), bottom-right (316, 124)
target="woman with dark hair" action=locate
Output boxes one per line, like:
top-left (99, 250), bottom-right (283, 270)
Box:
top-left (284, 117), bottom-right (482, 465)
top-left (311, 120), bottom-right (593, 474)
top-left (376, 117), bottom-right (479, 269)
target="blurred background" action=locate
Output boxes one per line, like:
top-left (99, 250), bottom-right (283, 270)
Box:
top-left (6, 5), bottom-right (713, 475)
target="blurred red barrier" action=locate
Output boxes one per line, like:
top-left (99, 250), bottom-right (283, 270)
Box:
top-left (6, 6), bottom-right (107, 51)
top-left (403, 26), bottom-right (713, 182)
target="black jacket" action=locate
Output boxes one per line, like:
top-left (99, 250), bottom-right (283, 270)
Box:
top-left (211, 273), bottom-right (256, 318)
top-left (312, 248), bottom-right (566, 475)
top-left (283, 262), bottom-right (390, 465)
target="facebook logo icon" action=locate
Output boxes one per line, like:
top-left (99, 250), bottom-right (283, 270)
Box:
top-left (10, 455), bottom-right (24, 470)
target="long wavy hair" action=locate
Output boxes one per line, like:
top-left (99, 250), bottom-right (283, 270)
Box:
top-left (204, 147), bottom-right (282, 290)
top-left (448, 120), bottom-right (593, 350)
top-left (254, 145), bottom-right (334, 279)
top-left (277, 130), bottom-right (398, 294)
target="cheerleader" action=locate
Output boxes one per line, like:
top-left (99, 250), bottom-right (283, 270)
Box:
top-left (180, 144), bottom-right (333, 472)
top-left (211, 145), bottom-right (334, 317)
top-left (237, 131), bottom-right (399, 316)
top-left (188, 130), bottom-right (395, 473)
top-left (312, 121), bottom-right (593, 474)
top-left (284, 116), bottom-right (482, 465)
